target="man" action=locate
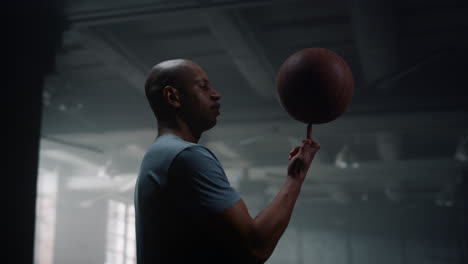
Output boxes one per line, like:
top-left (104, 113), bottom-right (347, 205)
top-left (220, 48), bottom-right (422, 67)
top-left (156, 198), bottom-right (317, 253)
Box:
top-left (134, 59), bottom-right (320, 264)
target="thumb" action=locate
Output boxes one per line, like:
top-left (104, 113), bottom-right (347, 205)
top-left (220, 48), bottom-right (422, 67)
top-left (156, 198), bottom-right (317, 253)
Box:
top-left (288, 146), bottom-right (301, 160)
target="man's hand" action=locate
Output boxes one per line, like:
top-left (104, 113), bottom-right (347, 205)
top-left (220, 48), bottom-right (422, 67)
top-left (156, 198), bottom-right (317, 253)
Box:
top-left (287, 139), bottom-right (320, 182)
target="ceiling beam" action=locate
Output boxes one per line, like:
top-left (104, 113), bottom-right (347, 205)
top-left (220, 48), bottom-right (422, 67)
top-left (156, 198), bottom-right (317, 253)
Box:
top-left (211, 110), bottom-right (468, 140)
top-left (203, 10), bottom-right (275, 98)
top-left (68, 0), bottom-right (304, 27)
top-left (263, 157), bottom-right (464, 189)
top-left (351, 0), bottom-right (397, 91)
top-left (74, 28), bottom-right (147, 95)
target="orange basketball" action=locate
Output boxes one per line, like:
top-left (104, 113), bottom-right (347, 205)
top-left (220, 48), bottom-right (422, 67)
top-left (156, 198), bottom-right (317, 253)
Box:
top-left (276, 48), bottom-right (354, 124)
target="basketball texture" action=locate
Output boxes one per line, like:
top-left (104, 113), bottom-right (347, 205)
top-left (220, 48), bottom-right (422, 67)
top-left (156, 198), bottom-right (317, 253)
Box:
top-left (276, 48), bottom-right (354, 124)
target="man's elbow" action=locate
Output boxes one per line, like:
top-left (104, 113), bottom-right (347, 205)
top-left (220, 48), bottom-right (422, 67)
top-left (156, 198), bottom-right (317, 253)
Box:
top-left (247, 246), bottom-right (272, 264)
top-left (244, 226), bottom-right (274, 263)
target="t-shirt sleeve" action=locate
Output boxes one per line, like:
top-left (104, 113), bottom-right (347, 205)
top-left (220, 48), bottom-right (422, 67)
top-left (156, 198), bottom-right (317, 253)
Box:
top-left (169, 145), bottom-right (241, 215)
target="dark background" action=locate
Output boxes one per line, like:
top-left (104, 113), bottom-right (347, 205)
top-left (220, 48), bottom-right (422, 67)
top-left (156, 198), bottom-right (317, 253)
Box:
top-left (7, 0), bottom-right (468, 263)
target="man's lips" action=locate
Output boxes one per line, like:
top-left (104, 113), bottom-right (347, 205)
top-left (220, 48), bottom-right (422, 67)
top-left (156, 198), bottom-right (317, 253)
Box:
top-left (212, 104), bottom-right (221, 114)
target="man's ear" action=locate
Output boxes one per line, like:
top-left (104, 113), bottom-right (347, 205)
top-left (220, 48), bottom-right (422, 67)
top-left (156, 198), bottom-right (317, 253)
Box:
top-left (162, 85), bottom-right (181, 108)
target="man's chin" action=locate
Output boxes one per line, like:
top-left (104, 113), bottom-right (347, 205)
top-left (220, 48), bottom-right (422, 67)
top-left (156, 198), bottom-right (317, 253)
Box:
top-left (204, 118), bottom-right (218, 131)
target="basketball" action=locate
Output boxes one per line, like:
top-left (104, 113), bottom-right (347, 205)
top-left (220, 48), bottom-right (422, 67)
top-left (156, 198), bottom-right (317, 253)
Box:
top-left (276, 48), bottom-right (354, 125)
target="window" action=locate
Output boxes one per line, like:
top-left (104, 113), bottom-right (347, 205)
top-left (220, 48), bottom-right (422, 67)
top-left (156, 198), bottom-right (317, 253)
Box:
top-left (34, 168), bottom-right (58, 264)
top-left (106, 200), bottom-right (135, 264)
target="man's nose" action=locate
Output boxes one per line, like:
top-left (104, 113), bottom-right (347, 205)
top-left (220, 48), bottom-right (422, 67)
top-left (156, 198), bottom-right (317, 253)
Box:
top-left (211, 89), bottom-right (221, 100)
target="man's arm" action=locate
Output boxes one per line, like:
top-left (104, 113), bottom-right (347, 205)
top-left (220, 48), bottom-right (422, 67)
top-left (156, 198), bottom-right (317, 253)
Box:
top-left (219, 139), bottom-right (320, 262)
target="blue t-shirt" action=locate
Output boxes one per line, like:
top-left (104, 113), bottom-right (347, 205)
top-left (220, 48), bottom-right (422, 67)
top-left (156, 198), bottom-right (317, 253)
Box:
top-left (135, 134), bottom-right (241, 264)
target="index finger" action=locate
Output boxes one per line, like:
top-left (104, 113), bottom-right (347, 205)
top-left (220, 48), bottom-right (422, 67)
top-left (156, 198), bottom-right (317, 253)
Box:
top-left (306, 123), bottom-right (313, 139)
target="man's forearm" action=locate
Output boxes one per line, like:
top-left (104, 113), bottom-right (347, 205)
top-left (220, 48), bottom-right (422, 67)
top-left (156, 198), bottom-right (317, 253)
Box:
top-left (252, 177), bottom-right (303, 260)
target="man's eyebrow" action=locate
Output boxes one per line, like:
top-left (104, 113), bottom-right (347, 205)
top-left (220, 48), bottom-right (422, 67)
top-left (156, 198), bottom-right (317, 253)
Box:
top-left (195, 79), bottom-right (210, 84)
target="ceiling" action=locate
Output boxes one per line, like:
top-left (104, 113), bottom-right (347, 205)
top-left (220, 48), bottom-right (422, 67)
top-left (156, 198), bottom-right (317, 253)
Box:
top-left (40, 0), bottom-right (468, 218)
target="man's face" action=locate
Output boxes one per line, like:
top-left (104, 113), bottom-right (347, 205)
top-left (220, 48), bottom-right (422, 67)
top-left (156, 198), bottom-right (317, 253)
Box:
top-left (178, 63), bottom-right (221, 131)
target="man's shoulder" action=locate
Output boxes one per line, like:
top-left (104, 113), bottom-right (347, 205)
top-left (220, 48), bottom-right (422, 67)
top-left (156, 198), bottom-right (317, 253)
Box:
top-left (140, 135), bottom-right (197, 170)
top-left (142, 135), bottom-right (217, 167)
top-left (147, 134), bottom-right (196, 155)
top-left (173, 142), bottom-right (221, 167)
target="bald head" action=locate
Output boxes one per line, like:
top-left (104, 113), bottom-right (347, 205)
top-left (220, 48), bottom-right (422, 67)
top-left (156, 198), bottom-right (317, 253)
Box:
top-left (145, 59), bottom-right (221, 133)
top-left (145, 59), bottom-right (195, 120)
